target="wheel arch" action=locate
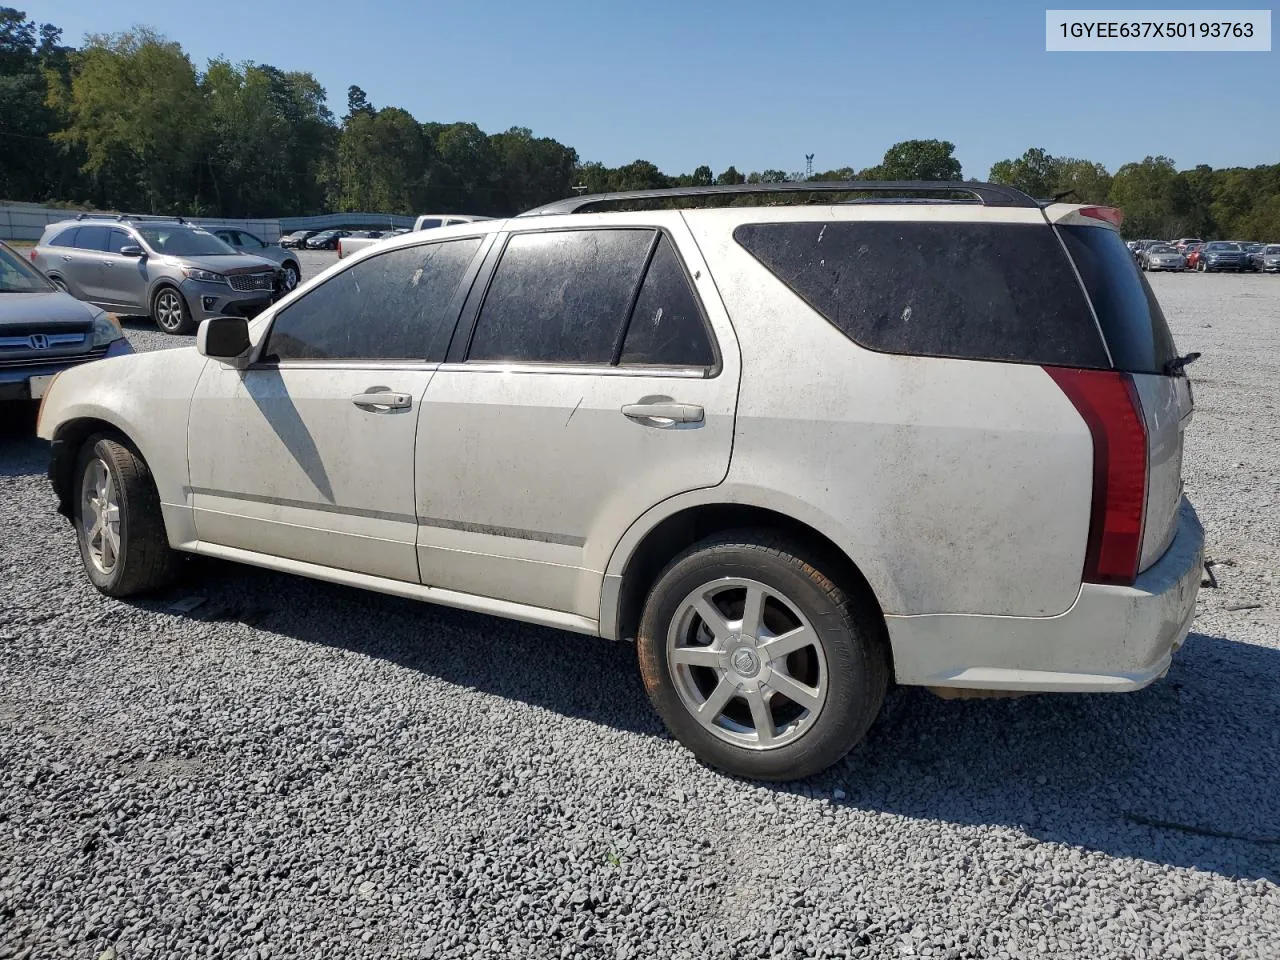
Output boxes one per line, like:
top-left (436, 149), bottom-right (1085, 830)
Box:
top-left (601, 490), bottom-right (898, 656)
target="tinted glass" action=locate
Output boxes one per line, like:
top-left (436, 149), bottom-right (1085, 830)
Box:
top-left (620, 236), bottom-right (715, 367)
top-left (74, 225), bottom-right (112, 252)
top-left (734, 221), bottom-right (1109, 368)
top-left (417, 219), bottom-right (442, 229)
top-left (1148, 244), bottom-right (1176, 254)
top-left (265, 238), bottom-right (481, 361)
top-left (105, 229), bottom-right (134, 254)
top-left (241, 232), bottom-right (266, 248)
top-left (1058, 225), bottom-right (1178, 375)
top-left (137, 226), bottom-right (235, 256)
top-left (49, 227), bottom-right (79, 248)
top-left (469, 229), bottom-right (653, 364)
top-left (216, 230), bottom-right (242, 247)
top-left (0, 243), bottom-right (53, 292)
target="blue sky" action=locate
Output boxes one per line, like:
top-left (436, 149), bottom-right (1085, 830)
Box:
top-left (29, 0), bottom-right (1278, 178)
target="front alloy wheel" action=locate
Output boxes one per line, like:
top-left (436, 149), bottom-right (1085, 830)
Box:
top-left (282, 263), bottom-right (300, 292)
top-left (81, 456), bottom-right (121, 577)
top-left (152, 287), bottom-right (194, 335)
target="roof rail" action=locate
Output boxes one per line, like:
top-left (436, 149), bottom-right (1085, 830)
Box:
top-left (74, 213), bottom-right (188, 224)
top-left (520, 180), bottom-right (1039, 216)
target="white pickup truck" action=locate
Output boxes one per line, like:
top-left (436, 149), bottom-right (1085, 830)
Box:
top-left (337, 214), bottom-right (493, 259)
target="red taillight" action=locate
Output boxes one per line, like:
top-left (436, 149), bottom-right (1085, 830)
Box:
top-left (1079, 205), bottom-right (1124, 227)
top-left (28, 248), bottom-right (37, 262)
top-left (1045, 367), bottom-right (1148, 586)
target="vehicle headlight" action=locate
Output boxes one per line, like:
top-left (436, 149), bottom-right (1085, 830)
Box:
top-left (90, 312), bottom-right (125, 347)
top-left (183, 267), bottom-right (227, 284)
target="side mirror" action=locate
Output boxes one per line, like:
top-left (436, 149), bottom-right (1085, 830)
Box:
top-left (197, 316), bottom-right (252, 366)
top-left (119, 245), bottom-right (144, 258)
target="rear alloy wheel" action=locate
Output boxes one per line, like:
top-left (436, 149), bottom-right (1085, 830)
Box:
top-left (74, 435), bottom-right (179, 596)
top-left (50, 276), bottom-right (70, 293)
top-left (152, 286), bottom-right (195, 335)
top-left (637, 532), bottom-right (889, 780)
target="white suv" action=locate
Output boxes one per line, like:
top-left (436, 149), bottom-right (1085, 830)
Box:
top-left (36, 182), bottom-right (1204, 780)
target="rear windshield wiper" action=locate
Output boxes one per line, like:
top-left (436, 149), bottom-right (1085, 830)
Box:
top-left (1164, 352), bottom-right (1201, 376)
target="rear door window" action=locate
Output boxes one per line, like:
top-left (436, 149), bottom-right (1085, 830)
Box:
top-left (467, 229), bottom-right (654, 364)
top-left (1057, 225), bottom-right (1178, 375)
top-left (265, 238), bottom-right (482, 362)
top-left (734, 221), bottom-right (1110, 368)
top-left (73, 225), bottom-right (112, 252)
top-left (620, 235), bottom-right (716, 367)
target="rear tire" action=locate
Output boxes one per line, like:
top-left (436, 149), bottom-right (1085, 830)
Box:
top-left (636, 531), bottom-right (890, 781)
top-left (151, 285), bottom-right (195, 335)
top-left (73, 434), bottom-right (180, 597)
top-left (49, 275), bottom-right (70, 293)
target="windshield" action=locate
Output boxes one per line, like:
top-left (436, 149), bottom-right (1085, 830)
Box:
top-left (1204, 242), bottom-right (1239, 252)
top-left (1149, 244), bottom-right (1176, 254)
top-left (1267, 246), bottom-right (1280, 254)
top-left (137, 226), bottom-right (236, 256)
top-left (0, 244), bottom-right (55, 293)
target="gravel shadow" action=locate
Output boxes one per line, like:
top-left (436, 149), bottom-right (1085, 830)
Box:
top-left (149, 553), bottom-right (1280, 883)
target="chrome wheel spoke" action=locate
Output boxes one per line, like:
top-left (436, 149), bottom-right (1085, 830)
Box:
top-left (696, 676), bottom-right (737, 721)
top-left (746, 689), bottom-right (776, 746)
top-left (738, 584), bottom-right (766, 641)
top-left (670, 645), bottom-right (721, 669)
top-left (769, 671), bottom-right (822, 712)
top-left (693, 595), bottom-right (731, 643)
top-left (761, 625), bottom-right (815, 663)
top-left (81, 457), bottom-right (121, 575)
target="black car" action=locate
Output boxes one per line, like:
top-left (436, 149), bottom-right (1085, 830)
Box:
top-left (1240, 242), bottom-right (1266, 271)
top-left (1196, 241), bottom-right (1247, 272)
top-left (280, 230), bottom-right (318, 249)
top-left (304, 230), bottom-right (350, 250)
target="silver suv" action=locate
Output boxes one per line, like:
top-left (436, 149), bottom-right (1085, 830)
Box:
top-left (31, 216), bottom-right (281, 335)
top-left (37, 182), bottom-right (1204, 780)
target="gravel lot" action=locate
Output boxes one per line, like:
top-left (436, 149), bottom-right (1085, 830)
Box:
top-left (2, 266), bottom-right (1278, 960)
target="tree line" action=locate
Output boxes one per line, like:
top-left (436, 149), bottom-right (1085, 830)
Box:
top-left (2, 8), bottom-right (1277, 239)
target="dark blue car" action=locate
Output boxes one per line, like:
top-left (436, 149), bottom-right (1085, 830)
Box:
top-left (0, 240), bottom-right (133, 408)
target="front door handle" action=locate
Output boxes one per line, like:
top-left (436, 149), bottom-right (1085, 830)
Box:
top-left (351, 390), bottom-right (413, 411)
top-left (61, 255), bottom-right (73, 262)
top-left (621, 401), bottom-right (704, 424)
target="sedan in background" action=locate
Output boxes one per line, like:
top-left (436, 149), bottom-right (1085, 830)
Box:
top-left (1261, 244), bottom-right (1280, 273)
top-left (0, 240), bottom-right (132, 408)
top-left (211, 228), bottom-right (303, 293)
top-left (280, 230), bottom-right (318, 249)
top-left (1140, 243), bottom-right (1186, 272)
top-left (1240, 242), bottom-right (1265, 271)
top-left (1183, 244), bottom-right (1204, 270)
top-left (304, 230), bottom-right (350, 250)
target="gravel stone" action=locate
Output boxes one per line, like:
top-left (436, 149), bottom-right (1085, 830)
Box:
top-left (1, 267), bottom-right (1278, 958)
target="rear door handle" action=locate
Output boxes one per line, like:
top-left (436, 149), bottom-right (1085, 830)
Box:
top-left (621, 402), bottom-right (704, 424)
top-left (61, 255), bottom-right (72, 262)
top-left (351, 390), bottom-right (413, 410)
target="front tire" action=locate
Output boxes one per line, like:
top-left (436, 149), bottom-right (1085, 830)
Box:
top-left (281, 261), bottom-right (301, 292)
top-left (636, 531), bottom-right (890, 781)
top-left (73, 435), bottom-right (180, 597)
top-left (151, 285), bottom-right (195, 335)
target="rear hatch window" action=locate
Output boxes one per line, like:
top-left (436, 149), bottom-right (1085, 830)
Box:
top-left (1056, 225), bottom-right (1179, 375)
top-left (734, 221), bottom-right (1111, 368)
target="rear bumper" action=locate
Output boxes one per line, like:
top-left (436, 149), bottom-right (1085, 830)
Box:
top-left (886, 498), bottom-right (1204, 692)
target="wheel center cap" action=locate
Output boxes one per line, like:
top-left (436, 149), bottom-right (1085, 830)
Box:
top-left (731, 647), bottom-right (761, 678)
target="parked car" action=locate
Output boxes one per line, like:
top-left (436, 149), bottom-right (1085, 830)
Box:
top-left (280, 230), bottom-right (318, 249)
top-left (1260, 244), bottom-right (1280, 273)
top-left (1239, 242), bottom-right (1265, 271)
top-left (1172, 237), bottom-right (1202, 252)
top-left (1140, 242), bottom-right (1186, 272)
top-left (339, 216), bottom-right (493, 259)
top-left (36, 181), bottom-right (1203, 781)
top-left (30, 216), bottom-right (282, 335)
top-left (1183, 244), bottom-right (1204, 270)
top-left (210, 228), bottom-right (303, 292)
top-left (305, 230), bottom-right (350, 250)
top-left (0, 239), bottom-right (133, 408)
top-left (1195, 241), bottom-right (1247, 272)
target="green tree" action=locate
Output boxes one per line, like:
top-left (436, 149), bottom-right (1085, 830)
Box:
top-left (0, 7), bottom-right (74, 201)
top-left (1053, 158), bottom-right (1112, 205)
top-left (51, 28), bottom-right (206, 212)
top-left (491, 126), bottom-right (577, 213)
top-left (874, 139), bottom-right (962, 180)
top-left (1107, 156), bottom-right (1179, 238)
top-left (988, 147), bottom-right (1058, 197)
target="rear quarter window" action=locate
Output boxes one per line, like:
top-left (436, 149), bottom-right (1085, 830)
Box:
top-left (734, 221), bottom-right (1110, 368)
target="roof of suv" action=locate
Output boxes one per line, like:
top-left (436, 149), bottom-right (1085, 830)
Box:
top-left (519, 180), bottom-right (1040, 217)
